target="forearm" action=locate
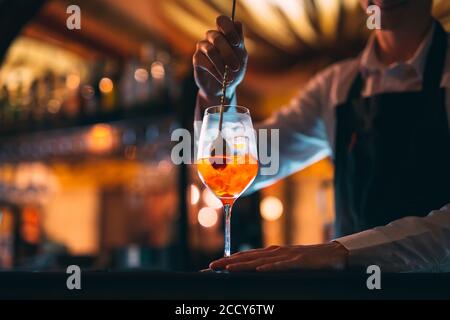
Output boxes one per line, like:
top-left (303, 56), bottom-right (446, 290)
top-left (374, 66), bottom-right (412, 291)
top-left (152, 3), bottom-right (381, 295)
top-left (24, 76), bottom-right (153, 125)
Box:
top-left (335, 204), bottom-right (450, 272)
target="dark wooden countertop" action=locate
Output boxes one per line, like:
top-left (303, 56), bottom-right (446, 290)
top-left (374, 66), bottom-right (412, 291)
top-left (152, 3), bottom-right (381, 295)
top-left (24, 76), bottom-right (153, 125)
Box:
top-left (0, 270), bottom-right (449, 300)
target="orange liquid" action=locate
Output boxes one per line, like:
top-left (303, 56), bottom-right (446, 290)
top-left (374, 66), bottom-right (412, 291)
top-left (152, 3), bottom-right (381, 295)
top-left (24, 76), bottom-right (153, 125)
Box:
top-left (197, 155), bottom-right (258, 204)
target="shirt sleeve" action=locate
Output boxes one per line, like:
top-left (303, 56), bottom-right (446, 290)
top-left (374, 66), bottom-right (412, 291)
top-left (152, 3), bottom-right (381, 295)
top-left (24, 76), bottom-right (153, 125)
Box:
top-left (334, 204), bottom-right (450, 272)
top-left (247, 69), bottom-right (334, 193)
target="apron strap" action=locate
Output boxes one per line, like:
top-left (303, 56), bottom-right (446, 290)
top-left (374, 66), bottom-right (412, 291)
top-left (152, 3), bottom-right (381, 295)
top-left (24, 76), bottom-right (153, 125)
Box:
top-left (422, 22), bottom-right (448, 94)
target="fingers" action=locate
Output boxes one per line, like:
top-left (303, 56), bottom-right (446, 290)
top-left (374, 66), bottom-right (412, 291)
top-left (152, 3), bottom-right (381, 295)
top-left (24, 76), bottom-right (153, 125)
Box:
top-left (197, 40), bottom-right (225, 76)
top-left (209, 254), bottom-right (259, 270)
top-left (193, 15), bottom-right (246, 85)
top-left (216, 15), bottom-right (241, 46)
top-left (256, 257), bottom-right (302, 272)
top-left (209, 246), bottom-right (281, 270)
top-left (193, 49), bottom-right (223, 84)
top-left (217, 18), bottom-right (247, 63)
top-left (232, 245), bottom-right (279, 256)
top-left (226, 256), bottom-right (289, 272)
top-left (206, 30), bottom-right (240, 72)
top-left (208, 243), bottom-right (348, 273)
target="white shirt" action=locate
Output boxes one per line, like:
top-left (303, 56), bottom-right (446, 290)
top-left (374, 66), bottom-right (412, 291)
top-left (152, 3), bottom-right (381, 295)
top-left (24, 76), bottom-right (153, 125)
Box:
top-left (250, 23), bottom-right (450, 272)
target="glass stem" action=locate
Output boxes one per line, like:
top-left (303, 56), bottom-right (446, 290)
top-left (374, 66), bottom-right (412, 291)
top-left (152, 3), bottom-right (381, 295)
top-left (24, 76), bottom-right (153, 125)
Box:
top-left (223, 203), bottom-right (233, 257)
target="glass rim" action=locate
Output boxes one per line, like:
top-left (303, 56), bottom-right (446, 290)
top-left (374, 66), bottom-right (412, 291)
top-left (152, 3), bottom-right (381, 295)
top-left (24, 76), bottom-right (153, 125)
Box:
top-left (204, 105), bottom-right (250, 116)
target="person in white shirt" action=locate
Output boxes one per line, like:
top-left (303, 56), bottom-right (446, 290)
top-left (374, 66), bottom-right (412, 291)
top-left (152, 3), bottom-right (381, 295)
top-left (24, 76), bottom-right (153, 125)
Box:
top-left (193, 0), bottom-right (450, 272)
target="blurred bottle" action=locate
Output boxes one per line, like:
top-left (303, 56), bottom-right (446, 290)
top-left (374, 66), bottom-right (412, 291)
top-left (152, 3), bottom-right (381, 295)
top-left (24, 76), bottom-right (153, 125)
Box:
top-left (151, 51), bottom-right (170, 102)
top-left (157, 50), bottom-right (178, 100)
top-left (24, 79), bottom-right (38, 123)
top-left (80, 63), bottom-right (99, 117)
top-left (0, 85), bottom-right (10, 128)
top-left (44, 71), bottom-right (56, 111)
top-left (33, 77), bottom-right (45, 122)
top-left (135, 44), bottom-right (154, 104)
top-left (6, 84), bottom-right (20, 126)
top-left (63, 73), bottom-right (81, 119)
top-left (54, 74), bottom-right (67, 120)
top-left (99, 60), bottom-right (118, 113)
top-left (91, 61), bottom-right (104, 113)
top-left (0, 207), bottom-right (15, 270)
top-left (80, 84), bottom-right (97, 117)
top-left (44, 71), bottom-right (62, 122)
top-left (16, 81), bottom-right (30, 124)
top-left (14, 206), bottom-right (42, 268)
top-left (119, 58), bottom-right (138, 109)
top-left (26, 80), bottom-right (39, 124)
top-left (34, 71), bottom-right (53, 123)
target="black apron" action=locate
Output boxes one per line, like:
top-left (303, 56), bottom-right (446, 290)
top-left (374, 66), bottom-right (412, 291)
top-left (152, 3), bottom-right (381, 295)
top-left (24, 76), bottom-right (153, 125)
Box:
top-left (334, 22), bottom-right (450, 237)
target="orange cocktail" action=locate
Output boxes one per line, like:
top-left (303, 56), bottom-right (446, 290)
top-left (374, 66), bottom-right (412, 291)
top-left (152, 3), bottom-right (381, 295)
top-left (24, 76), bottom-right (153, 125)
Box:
top-left (197, 155), bottom-right (258, 204)
top-left (197, 105), bottom-right (258, 257)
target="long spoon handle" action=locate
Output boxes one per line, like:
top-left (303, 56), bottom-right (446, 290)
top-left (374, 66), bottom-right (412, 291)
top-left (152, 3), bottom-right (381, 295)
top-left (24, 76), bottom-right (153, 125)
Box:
top-left (218, 0), bottom-right (237, 132)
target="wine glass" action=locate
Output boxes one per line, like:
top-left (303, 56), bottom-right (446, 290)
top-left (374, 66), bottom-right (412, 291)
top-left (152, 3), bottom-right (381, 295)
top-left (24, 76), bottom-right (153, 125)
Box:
top-left (196, 105), bottom-right (258, 257)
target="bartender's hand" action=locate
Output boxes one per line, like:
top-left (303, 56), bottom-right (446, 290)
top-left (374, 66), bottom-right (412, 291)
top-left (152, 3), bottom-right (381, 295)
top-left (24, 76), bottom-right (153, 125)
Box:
top-left (193, 15), bottom-right (248, 102)
top-left (209, 242), bottom-right (348, 272)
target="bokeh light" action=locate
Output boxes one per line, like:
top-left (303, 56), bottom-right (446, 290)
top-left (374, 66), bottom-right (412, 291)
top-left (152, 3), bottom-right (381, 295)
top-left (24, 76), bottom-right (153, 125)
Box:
top-left (151, 61), bottom-right (165, 80)
top-left (66, 73), bottom-right (80, 90)
top-left (260, 196), bottom-right (283, 221)
top-left (190, 184), bottom-right (200, 205)
top-left (134, 68), bottom-right (149, 83)
top-left (87, 124), bottom-right (115, 154)
top-left (197, 207), bottom-right (218, 228)
top-left (202, 188), bottom-right (222, 209)
top-left (99, 77), bottom-right (113, 93)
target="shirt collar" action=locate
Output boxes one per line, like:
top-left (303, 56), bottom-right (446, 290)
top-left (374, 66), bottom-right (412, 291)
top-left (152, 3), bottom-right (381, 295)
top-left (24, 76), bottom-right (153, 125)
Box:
top-left (360, 22), bottom-right (436, 79)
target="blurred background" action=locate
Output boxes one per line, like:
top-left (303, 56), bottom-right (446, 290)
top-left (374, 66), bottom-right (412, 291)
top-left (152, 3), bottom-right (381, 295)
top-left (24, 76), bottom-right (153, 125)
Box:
top-left (0, 0), bottom-right (449, 271)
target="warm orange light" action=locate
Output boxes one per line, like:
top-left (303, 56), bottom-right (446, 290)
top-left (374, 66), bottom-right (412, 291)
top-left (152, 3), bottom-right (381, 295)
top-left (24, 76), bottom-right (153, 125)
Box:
top-left (198, 207), bottom-right (218, 228)
top-left (151, 62), bottom-right (165, 80)
top-left (66, 74), bottom-right (80, 90)
top-left (0, 208), bottom-right (14, 235)
top-left (47, 99), bottom-right (61, 113)
top-left (21, 207), bottom-right (40, 244)
top-left (134, 68), bottom-right (149, 83)
top-left (202, 188), bottom-right (222, 209)
top-left (124, 145), bottom-right (137, 160)
top-left (87, 124), bottom-right (115, 154)
top-left (190, 184), bottom-right (200, 205)
top-left (260, 196), bottom-right (283, 221)
top-left (99, 77), bottom-right (114, 93)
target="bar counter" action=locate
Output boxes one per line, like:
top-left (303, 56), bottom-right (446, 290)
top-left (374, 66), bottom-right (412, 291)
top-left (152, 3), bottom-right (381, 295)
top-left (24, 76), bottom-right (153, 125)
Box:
top-left (0, 271), bottom-right (449, 299)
